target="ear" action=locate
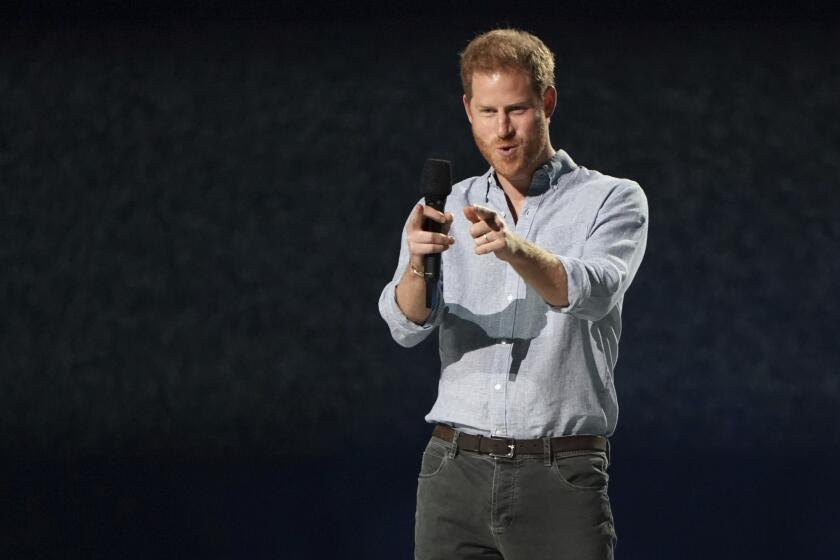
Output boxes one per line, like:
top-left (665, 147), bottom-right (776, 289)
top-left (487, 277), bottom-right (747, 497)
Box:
top-left (463, 94), bottom-right (473, 124)
top-left (542, 86), bottom-right (557, 120)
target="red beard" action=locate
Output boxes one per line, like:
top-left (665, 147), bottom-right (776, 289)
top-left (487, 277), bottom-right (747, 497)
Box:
top-left (472, 118), bottom-right (550, 188)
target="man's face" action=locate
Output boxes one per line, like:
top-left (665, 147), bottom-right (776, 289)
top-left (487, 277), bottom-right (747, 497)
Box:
top-left (463, 69), bottom-right (555, 187)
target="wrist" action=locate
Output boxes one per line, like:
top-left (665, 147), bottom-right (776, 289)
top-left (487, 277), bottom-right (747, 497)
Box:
top-left (409, 255), bottom-right (425, 269)
top-left (405, 257), bottom-right (429, 281)
top-left (409, 262), bottom-right (426, 279)
top-left (501, 234), bottom-right (527, 264)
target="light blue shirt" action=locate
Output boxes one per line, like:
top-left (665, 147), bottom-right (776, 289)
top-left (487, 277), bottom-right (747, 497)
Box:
top-left (378, 150), bottom-right (648, 439)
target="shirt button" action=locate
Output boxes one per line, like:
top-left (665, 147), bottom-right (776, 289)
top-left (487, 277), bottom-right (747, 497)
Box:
top-left (494, 383), bottom-right (502, 391)
top-left (506, 294), bottom-right (513, 302)
top-left (499, 339), bottom-right (508, 345)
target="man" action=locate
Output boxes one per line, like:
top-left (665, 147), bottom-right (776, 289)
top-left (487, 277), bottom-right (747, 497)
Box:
top-left (378, 29), bottom-right (648, 559)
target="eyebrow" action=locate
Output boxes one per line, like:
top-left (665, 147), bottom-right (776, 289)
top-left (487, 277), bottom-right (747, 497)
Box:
top-left (476, 102), bottom-right (533, 111)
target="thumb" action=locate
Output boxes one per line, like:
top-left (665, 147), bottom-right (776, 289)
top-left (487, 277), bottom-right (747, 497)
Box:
top-left (473, 204), bottom-right (502, 230)
top-left (473, 204), bottom-right (497, 222)
top-left (463, 205), bottom-right (480, 223)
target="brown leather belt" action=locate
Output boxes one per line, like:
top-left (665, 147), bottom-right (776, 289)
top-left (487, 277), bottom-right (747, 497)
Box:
top-left (432, 424), bottom-right (609, 459)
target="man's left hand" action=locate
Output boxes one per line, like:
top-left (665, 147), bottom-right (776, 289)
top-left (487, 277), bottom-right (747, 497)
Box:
top-left (464, 204), bottom-right (523, 262)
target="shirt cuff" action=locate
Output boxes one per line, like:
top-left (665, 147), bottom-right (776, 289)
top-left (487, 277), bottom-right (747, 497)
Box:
top-left (548, 254), bottom-right (588, 315)
top-left (378, 279), bottom-right (443, 345)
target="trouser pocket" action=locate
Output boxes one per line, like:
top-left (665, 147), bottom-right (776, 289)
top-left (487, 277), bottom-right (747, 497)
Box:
top-left (550, 450), bottom-right (610, 492)
top-left (418, 437), bottom-right (450, 479)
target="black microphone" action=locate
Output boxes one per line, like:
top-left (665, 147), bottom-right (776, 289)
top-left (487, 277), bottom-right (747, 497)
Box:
top-left (420, 158), bottom-right (452, 308)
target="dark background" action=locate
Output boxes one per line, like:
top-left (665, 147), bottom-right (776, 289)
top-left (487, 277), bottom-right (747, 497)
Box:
top-left (2, 1), bottom-right (839, 558)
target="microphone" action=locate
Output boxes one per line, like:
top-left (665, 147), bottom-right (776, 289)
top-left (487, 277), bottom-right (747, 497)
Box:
top-left (420, 158), bottom-right (452, 308)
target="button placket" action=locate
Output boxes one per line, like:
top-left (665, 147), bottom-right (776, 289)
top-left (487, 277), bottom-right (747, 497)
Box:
top-left (489, 374), bottom-right (507, 438)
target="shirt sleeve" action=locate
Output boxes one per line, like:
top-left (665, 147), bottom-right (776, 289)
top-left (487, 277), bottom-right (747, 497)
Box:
top-left (378, 203), bottom-right (445, 347)
top-left (552, 181), bottom-right (649, 322)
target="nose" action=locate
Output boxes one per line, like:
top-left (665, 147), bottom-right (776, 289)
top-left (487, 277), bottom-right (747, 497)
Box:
top-left (496, 112), bottom-right (514, 139)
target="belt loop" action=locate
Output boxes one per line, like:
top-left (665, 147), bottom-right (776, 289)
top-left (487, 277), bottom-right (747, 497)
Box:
top-left (542, 437), bottom-right (552, 467)
top-left (448, 430), bottom-right (460, 459)
top-left (605, 438), bottom-right (611, 467)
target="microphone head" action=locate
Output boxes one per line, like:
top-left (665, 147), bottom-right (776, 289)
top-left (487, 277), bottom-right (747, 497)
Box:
top-left (420, 158), bottom-right (452, 198)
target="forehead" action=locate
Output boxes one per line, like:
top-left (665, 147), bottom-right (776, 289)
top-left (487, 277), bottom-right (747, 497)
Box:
top-left (469, 69), bottom-right (537, 103)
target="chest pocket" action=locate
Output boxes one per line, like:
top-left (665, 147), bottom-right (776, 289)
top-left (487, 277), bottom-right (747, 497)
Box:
top-left (534, 221), bottom-right (589, 257)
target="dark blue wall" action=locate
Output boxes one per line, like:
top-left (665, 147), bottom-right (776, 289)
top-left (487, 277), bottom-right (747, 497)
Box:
top-left (2, 8), bottom-right (838, 558)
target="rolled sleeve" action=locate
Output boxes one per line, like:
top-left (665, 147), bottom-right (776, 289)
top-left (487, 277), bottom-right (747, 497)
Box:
top-left (551, 181), bottom-right (649, 321)
top-left (378, 277), bottom-right (443, 347)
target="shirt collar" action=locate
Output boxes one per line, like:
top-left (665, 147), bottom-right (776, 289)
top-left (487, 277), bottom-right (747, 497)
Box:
top-left (484, 149), bottom-right (578, 200)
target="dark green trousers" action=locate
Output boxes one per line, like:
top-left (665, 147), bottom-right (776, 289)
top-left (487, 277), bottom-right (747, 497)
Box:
top-left (415, 435), bottom-right (617, 560)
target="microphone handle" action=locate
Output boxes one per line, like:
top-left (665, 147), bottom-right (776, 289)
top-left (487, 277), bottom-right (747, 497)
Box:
top-left (422, 197), bottom-right (446, 308)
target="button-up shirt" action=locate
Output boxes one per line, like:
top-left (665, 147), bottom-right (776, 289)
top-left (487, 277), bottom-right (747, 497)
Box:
top-left (378, 150), bottom-right (648, 438)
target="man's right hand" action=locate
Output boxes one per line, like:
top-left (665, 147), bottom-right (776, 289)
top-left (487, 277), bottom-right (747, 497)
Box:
top-left (396, 204), bottom-right (455, 323)
top-left (406, 204), bottom-right (455, 268)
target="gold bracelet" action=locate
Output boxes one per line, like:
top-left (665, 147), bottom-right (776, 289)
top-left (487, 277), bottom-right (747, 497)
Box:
top-left (410, 263), bottom-right (428, 279)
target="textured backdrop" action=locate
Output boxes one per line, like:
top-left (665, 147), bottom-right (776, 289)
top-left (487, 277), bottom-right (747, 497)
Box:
top-left (3, 18), bottom-right (838, 459)
top-left (2, 12), bottom-right (839, 557)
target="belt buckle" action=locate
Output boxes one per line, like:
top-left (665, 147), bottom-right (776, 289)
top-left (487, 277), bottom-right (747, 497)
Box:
top-left (489, 439), bottom-right (516, 459)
